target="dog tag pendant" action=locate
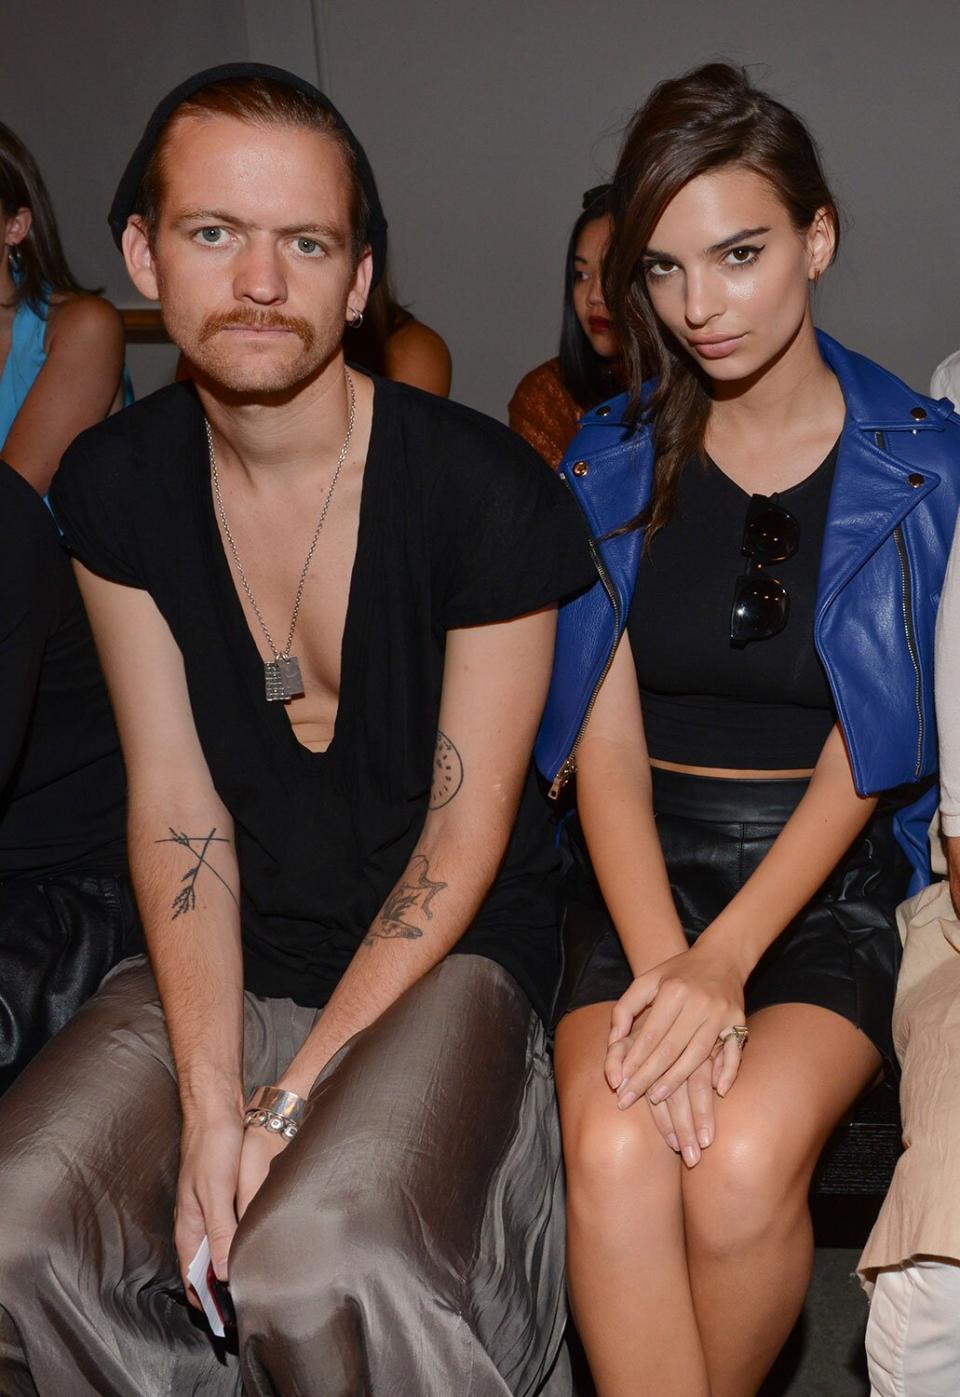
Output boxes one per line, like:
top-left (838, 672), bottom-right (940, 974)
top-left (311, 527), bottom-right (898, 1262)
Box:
top-left (264, 655), bottom-right (305, 703)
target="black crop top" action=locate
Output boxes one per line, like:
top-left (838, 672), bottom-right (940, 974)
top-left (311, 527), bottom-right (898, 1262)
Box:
top-left (629, 442), bottom-right (839, 769)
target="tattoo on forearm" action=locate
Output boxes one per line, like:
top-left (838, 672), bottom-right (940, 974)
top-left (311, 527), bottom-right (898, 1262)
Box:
top-left (364, 855), bottom-right (447, 945)
top-left (430, 730), bottom-right (464, 809)
top-left (154, 828), bottom-right (238, 920)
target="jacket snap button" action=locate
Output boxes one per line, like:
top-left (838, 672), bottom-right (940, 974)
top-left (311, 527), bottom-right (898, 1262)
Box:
top-left (911, 407), bottom-right (927, 421)
top-left (572, 460), bottom-right (589, 477)
top-left (908, 472), bottom-right (924, 488)
top-left (596, 405), bottom-right (611, 417)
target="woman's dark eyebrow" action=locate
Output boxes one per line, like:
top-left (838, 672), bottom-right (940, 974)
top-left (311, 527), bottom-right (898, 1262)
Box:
top-left (706, 225), bottom-right (770, 254)
top-left (643, 226), bottom-right (771, 261)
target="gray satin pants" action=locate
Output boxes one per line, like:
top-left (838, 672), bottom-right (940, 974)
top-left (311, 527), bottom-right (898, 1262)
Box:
top-left (0, 953), bottom-right (569, 1396)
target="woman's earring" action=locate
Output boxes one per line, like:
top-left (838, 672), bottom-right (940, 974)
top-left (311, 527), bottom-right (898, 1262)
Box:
top-left (7, 243), bottom-right (22, 278)
top-left (811, 267), bottom-right (822, 289)
top-left (347, 307), bottom-right (364, 329)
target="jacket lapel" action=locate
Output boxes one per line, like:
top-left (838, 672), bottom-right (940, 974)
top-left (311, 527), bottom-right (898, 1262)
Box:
top-left (816, 424), bottom-right (939, 613)
top-left (815, 332), bottom-right (943, 614)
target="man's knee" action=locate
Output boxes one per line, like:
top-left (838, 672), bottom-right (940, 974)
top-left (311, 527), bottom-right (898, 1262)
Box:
top-left (231, 1175), bottom-right (425, 1328)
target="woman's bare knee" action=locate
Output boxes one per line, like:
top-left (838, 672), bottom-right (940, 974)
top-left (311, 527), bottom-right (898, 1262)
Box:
top-left (558, 1005), bottom-right (680, 1224)
top-left (682, 1112), bottom-right (811, 1260)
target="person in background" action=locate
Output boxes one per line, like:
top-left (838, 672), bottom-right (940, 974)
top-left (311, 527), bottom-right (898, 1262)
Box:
top-left (347, 262), bottom-right (451, 395)
top-left (0, 458), bottom-right (141, 1092)
top-left (0, 121), bottom-right (128, 494)
top-left (536, 63), bottom-right (960, 1397)
top-left (860, 500), bottom-right (960, 1396)
top-left (931, 347), bottom-right (960, 407)
top-left (509, 185), bottom-right (622, 468)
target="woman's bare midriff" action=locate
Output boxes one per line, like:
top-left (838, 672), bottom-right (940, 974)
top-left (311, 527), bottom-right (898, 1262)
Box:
top-left (649, 757), bottom-right (815, 780)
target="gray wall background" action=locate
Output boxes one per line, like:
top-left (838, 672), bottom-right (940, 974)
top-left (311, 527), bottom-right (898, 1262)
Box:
top-left (5, 1), bottom-right (958, 413)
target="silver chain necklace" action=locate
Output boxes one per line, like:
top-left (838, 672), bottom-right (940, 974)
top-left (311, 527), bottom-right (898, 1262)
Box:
top-left (207, 370), bottom-right (357, 703)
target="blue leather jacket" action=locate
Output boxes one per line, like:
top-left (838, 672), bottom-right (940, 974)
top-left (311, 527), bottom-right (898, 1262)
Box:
top-left (535, 331), bottom-right (960, 891)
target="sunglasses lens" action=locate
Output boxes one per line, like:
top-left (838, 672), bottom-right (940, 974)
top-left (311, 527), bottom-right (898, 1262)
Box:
top-left (730, 575), bottom-right (789, 646)
top-left (742, 504), bottom-right (799, 565)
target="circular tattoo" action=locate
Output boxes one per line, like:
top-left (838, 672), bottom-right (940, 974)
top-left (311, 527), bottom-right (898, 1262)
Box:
top-left (430, 731), bottom-right (464, 809)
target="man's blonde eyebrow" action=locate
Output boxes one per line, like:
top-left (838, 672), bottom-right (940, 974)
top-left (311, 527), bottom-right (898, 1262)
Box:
top-left (172, 209), bottom-right (345, 243)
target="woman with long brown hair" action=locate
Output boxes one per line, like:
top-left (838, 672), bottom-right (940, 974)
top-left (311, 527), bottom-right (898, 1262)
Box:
top-left (0, 121), bottom-right (127, 493)
top-left (536, 64), bottom-right (960, 1394)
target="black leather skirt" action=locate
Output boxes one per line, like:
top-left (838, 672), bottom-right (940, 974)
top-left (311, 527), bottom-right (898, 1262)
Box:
top-left (561, 767), bottom-right (908, 1066)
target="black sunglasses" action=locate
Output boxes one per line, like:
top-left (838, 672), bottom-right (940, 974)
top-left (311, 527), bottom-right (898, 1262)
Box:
top-left (730, 495), bottom-right (800, 647)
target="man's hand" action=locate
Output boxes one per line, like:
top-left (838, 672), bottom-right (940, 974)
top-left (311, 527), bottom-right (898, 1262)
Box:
top-left (175, 1110), bottom-right (243, 1301)
top-left (236, 1126), bottom-right (290, 1220)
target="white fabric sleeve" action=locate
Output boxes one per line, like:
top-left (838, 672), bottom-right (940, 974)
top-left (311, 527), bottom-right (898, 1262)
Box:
top-left (931, 351), bottom-right (960, 407)
top-left (936, 506), bottom-right (960, 835)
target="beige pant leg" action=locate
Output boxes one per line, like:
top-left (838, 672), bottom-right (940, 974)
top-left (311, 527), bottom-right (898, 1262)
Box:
top-left (231, 955), bottom-right (569, 1397)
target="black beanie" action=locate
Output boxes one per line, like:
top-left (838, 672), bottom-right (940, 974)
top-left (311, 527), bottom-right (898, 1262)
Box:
top-left (107, 62), bottom-right (388, 287)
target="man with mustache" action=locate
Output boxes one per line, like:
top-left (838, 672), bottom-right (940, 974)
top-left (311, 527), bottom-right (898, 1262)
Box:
top-left (0, 65), bottom-right (594, 1395)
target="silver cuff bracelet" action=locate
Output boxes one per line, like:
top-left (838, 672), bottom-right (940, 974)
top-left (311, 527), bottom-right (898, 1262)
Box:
top-left (243, 1086), bottom-right (307, 1141)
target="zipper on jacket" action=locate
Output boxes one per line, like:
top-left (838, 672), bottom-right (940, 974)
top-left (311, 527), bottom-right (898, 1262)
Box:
top-left (548, 540), bottom-right (623, 799)
top-left (893, 522), bottom-right (924, 777)
top-left (874, 431), bottom-right (924, 778)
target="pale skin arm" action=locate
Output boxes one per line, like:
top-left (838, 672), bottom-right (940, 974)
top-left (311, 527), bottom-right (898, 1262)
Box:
top-left (947, 838), bottom-right (960, 917)
top-left (576, 634), bottom-right (718, 1162)
top-left (73, 564), bottom-right (244, 1293)
top-left (935, 510), bottom-right (960, 914)
top-left (235, 605), bottom-right (556, 1212)
top-left (383, 319), bottom-right (452, 397)
top-left (609, 723), bottom-right (877, 1109)
top-left (576, 635), bottom-right (690, 973)
top-left (3, 296), bottom-right (125, 494)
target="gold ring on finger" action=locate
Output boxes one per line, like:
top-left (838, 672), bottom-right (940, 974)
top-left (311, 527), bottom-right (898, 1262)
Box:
top-left (717, 1025), bottom-right (749, 1050)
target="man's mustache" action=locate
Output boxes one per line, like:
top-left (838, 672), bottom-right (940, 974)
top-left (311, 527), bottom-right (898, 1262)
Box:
top-left (199, 309), bottom-right (316, 350)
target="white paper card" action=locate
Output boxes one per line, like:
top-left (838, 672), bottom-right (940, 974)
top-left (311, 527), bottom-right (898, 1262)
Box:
top-left (186, 1235), bottom-right (226, 1338)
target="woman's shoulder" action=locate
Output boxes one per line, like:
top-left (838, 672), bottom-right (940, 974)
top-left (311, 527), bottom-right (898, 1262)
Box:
top-left (509, 356), bottom-right (567, 407)
top-left (45, 293), bottom-right (123, 352)
top-left (384, 316), bottom-right (452, 396)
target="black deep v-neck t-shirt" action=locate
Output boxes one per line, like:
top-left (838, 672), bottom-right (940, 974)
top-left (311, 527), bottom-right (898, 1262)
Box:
top-left (50, 376), bottom-right (596, 1021)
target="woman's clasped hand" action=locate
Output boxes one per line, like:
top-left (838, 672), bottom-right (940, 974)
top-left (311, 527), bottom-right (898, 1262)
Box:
top-left (605, 942), bottom-right (749, 1160)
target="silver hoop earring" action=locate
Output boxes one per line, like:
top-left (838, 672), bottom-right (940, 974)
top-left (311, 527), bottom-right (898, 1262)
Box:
top-left (348, 308), bottom-right (364, 329)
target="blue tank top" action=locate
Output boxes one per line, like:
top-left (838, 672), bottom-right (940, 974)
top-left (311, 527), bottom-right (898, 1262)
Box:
top-left (0, 291), bottom-right (133, 450)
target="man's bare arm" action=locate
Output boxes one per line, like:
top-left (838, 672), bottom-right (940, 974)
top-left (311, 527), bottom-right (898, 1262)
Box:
top-left (73, 564), bottom-right (244, 1282)
top-left (76, 564), bottom-right (244, 1105)
top-left (273, 606), bottom-right (558, 1099)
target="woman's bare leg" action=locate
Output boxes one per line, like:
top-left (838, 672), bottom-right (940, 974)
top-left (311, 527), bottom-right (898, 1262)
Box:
top-left (681, 1003), bottom-right (879, 1397)
top-left (555, 1003), bottom-right (709, 1397)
